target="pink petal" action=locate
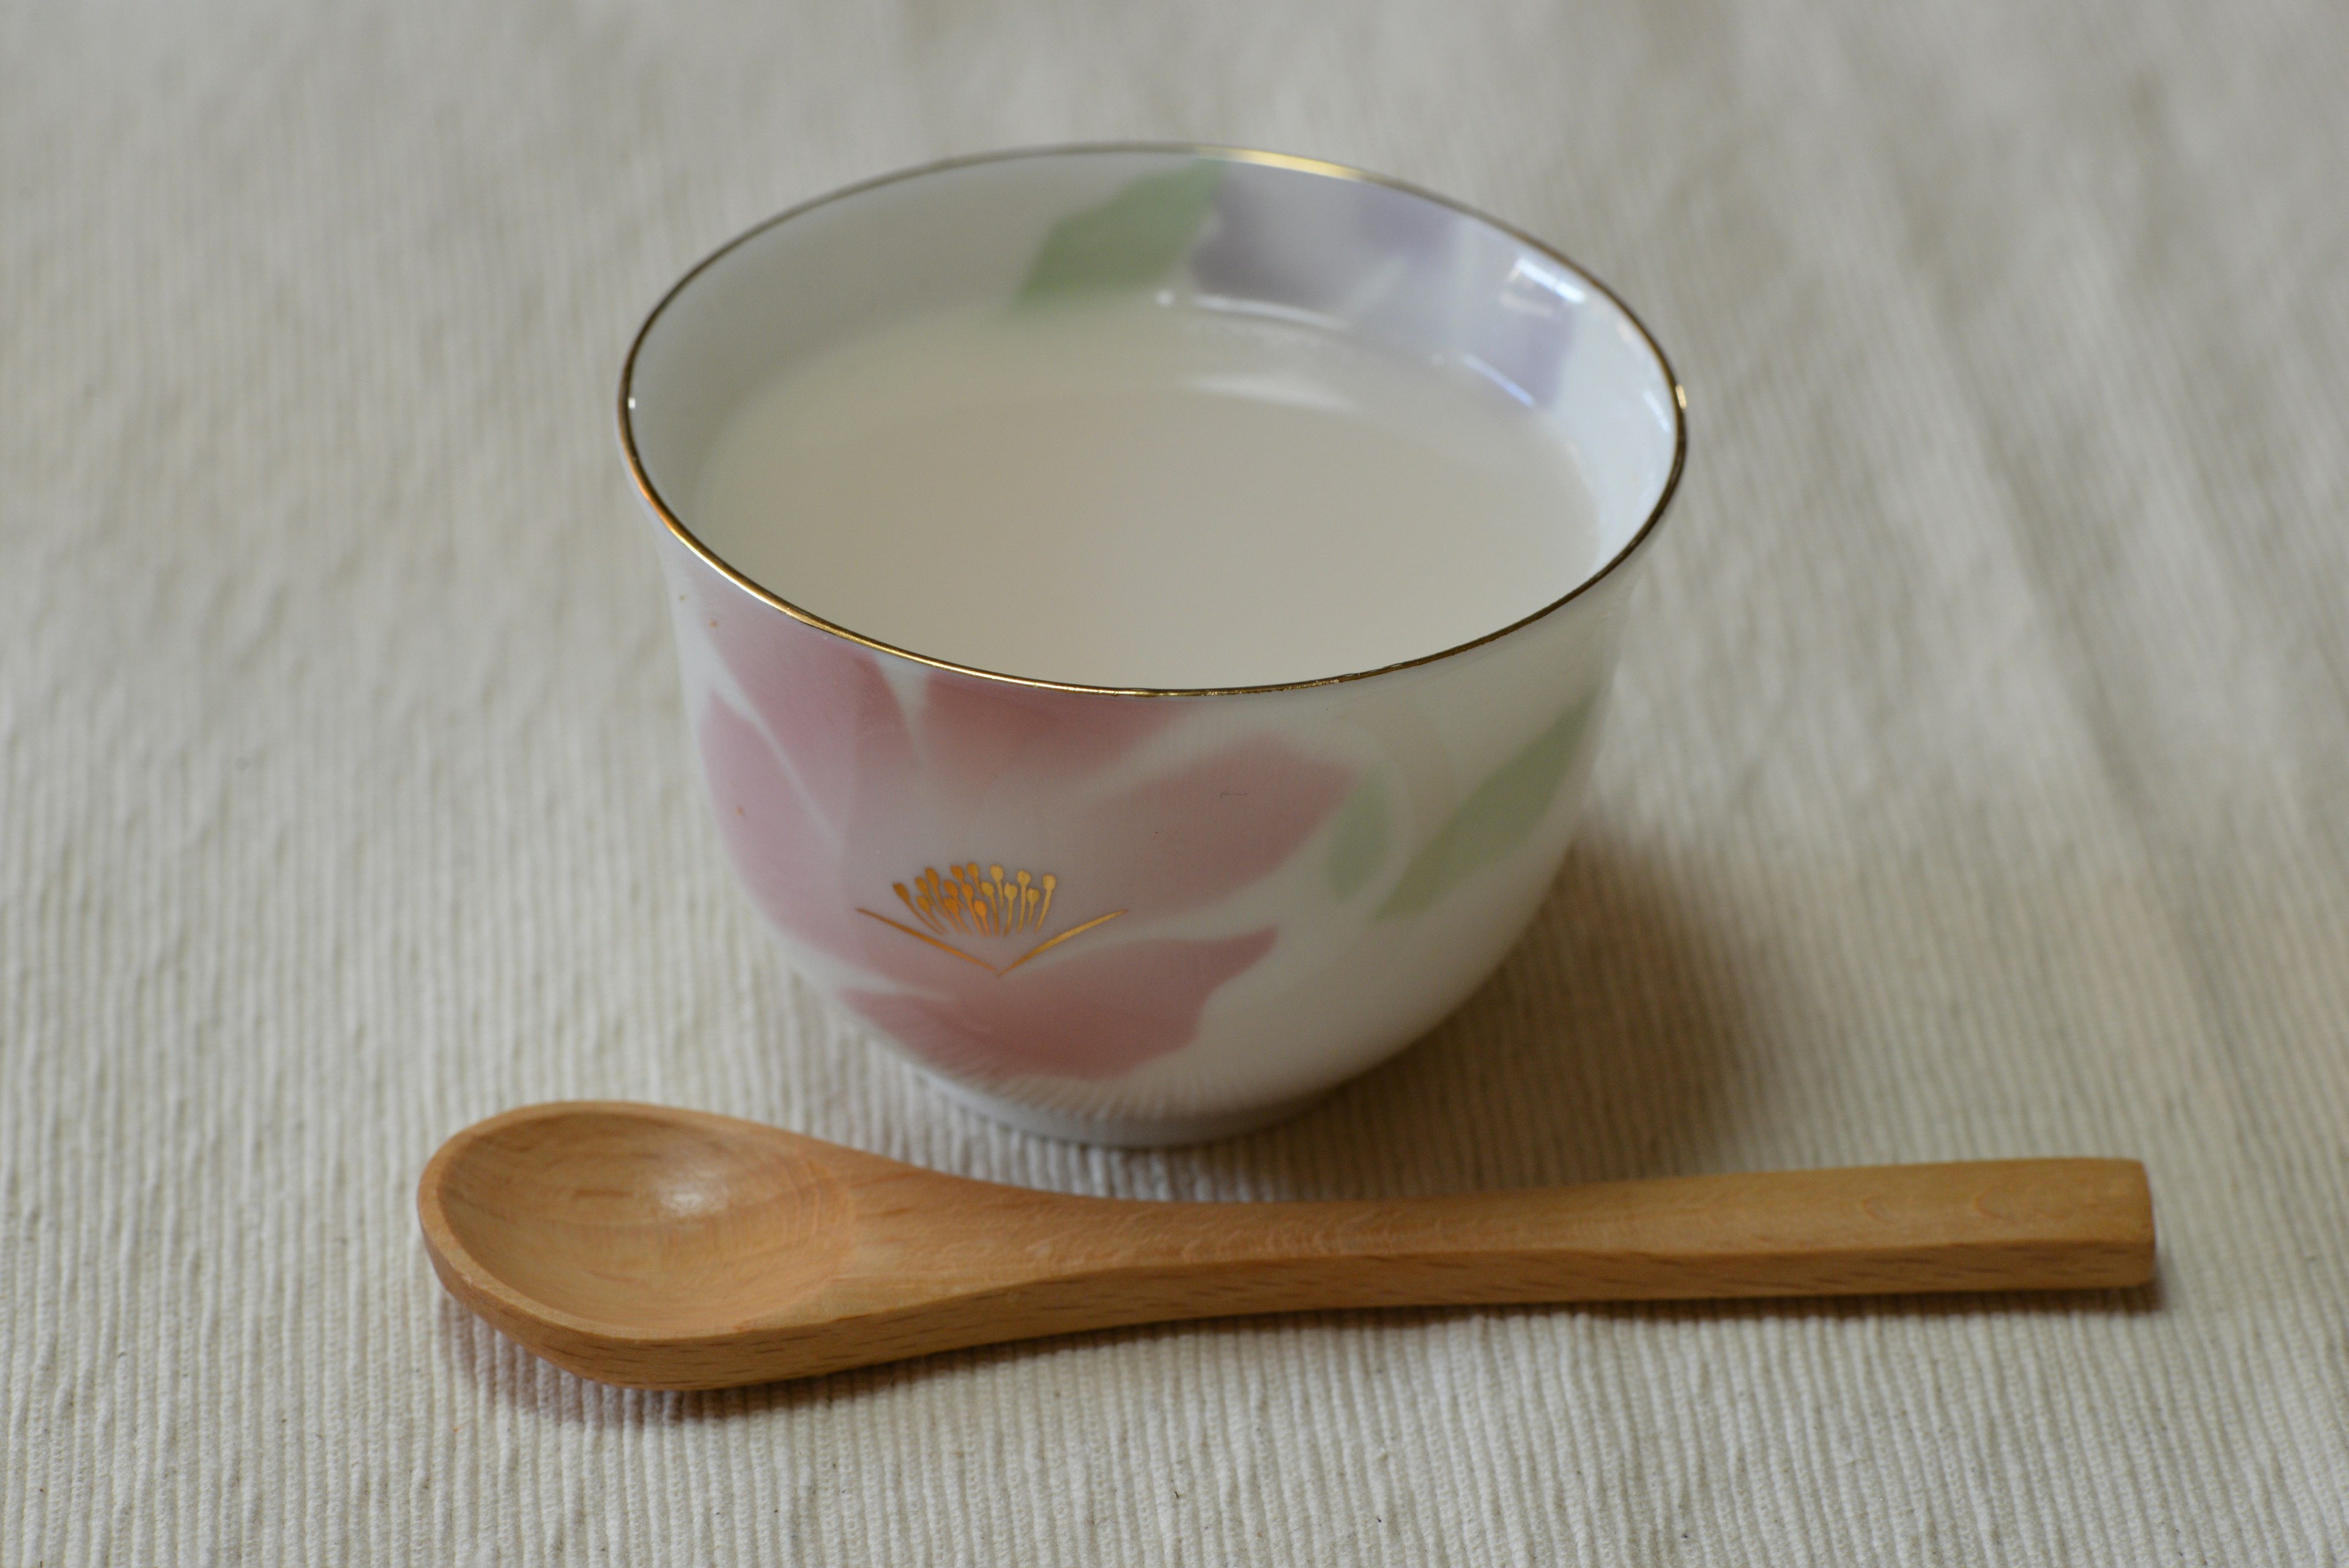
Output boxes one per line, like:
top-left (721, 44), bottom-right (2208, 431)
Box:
top-left (701, 694), bottom-right (853, 957)
top-left (1067, 735), bottom-right (1352, 916)
top-left (915, 669), bottom-right (1181, 814)
top-left (707, 693), bottom-right (1028, 989)
top-left (844, 928), bottom-right (1276, 1080)
top-left (705, 599), bottom-right (915, 834)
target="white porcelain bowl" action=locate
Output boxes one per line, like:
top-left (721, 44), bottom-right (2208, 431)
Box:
top-left (622, 146), bottom-right (1685, 1144)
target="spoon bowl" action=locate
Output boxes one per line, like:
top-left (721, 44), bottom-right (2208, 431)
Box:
top-left (429, 1105), bottom-right (852, 1334)
top-left (420, 1102), bottom-right (2156, 1390)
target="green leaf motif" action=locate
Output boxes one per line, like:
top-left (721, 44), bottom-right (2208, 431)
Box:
top-left (1325, 773), bottom-right (1390, 899)
top-left (1378, 693), bottom-right (1597, 920)
top-left (1016, 162), bottom-right (1224, 305)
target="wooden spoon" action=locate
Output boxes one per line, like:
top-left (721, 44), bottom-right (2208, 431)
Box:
top-left (417, 1101), bottom-right (2154, 1390)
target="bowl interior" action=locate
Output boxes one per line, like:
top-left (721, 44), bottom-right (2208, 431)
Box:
top-left (623, 147), bottom-right (1682, 689)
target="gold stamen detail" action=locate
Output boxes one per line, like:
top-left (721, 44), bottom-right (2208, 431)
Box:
top-left (893, 882), bottom-right (941, 934)
top-left (856, 909), bottom-right (998, 971)
top-left (862, 864), bottom-right (1119, 976)
top-left (996, 909), bottom-right (1126, 976)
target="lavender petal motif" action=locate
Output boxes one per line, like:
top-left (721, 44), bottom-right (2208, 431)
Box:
top-left (1187, 160), bottom-right (1578, 407)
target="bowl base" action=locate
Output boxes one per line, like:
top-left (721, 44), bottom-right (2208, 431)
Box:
top-left (911, 1067), bottom-right (1329, 1147)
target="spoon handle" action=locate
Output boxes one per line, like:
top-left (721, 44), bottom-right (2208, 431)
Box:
top-left (963, 1158), bottom-right (2154, 1321)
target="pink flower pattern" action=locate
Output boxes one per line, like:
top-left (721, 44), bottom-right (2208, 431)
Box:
top-left (695, 601), bottom-right (1351, 1080)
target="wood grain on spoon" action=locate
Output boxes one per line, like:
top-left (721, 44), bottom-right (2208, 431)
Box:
top-left (417, 1102), bottom-right (2156, 1391)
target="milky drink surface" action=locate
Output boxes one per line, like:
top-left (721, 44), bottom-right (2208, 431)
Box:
top-left (691, 296), bottom-right (1601, 691)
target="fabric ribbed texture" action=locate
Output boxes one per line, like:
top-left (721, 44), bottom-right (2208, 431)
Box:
top-left (6, 1), bottom-right (2347, 1560)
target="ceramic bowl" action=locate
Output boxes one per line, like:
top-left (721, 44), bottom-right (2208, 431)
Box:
top-left (620, 145), bottom-right (1684, 1144)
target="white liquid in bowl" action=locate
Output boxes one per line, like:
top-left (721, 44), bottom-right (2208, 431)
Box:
top-left (691, 296), bottom-right (1600, 690)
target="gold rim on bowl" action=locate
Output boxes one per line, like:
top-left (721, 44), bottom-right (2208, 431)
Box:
top-left (618, 142), bottom-right (1688, 699)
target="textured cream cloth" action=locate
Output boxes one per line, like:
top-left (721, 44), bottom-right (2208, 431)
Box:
top-left (7, 0), bottom-right (2348, 1560)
